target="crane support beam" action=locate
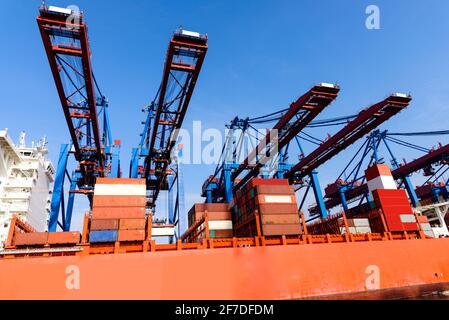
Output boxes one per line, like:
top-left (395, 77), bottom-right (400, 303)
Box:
top-left (144, 30), bottom-right (208, 206)
top-left (285, 93), bottom-right (412, 180)
top-left (232, 83), bottom-right (340, 191)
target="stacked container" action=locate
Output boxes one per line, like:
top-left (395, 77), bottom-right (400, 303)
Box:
top-left (365, 164), bottom-right (419, 232)
top-left (338, 218), bottom-right (371, 234)
top-left (416, 215), bottom-right (435, 238)
top-left (90, 178), bottom-right (147, 243)
top-left (188, 203), bottom-right (233, 238)
top-left (232, 179), bottom-right (302, 237)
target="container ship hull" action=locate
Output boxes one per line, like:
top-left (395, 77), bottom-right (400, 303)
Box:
top-left (1, 237), bottom-right (449, 300)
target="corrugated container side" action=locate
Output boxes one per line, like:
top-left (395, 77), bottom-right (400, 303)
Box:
top-left (47, 232), bottom-right (80, 245)
top-left (89, 230), bottom-right (118, 243)
top-left (261, 214), bottom-right (300, 225)
top-left (261, 224), bottom-right (302, 236)
top-left (119, 218), bottom-right (146, 230)
top-left (91, 219), bottom-right (119, 230)
top-left (118, 230), bottom-right (145, 241)
top-left (92, 196), bottom-right (146, 208)
top-left (257, 204), bottom-right (298, 214)
top-left (91, 207), bottom-right (146, 219)
top-left (95, 178), bottom-right (146, 185)
top-left (14, 232), bottom-right (48, 246)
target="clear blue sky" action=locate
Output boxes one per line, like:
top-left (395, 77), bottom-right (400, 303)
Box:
top-left (2, 1), bottom-right (449, 231)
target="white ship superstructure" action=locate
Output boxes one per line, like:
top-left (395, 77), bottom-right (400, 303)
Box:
top-left (0, 129), bottom-right (54, 247)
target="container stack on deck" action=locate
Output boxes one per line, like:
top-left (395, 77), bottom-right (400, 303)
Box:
top-left (231, 179), bottom-right (302, 237)
top-left (188, 203), bottom-right (233, 238)
top-left (90, 178), bottom-right (147, 243)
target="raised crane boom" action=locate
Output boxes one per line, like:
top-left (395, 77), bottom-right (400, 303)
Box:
top-left (144, 29), bottom-right (208, 206)
top-left (232, 83), bottom-right (340, 191)
top-left (37, 5), bottom-right (106, 177)
top-left (284, 93), bottom-right (412, 180)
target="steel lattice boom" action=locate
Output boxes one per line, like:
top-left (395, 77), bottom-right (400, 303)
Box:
top-left (37, 6), bottom-right (105, 182)
top-left (144, 30), bottom-right (208, 206)
top-left (231, 83), bottom-right (340, 191)
top-left (284, 93), bottom-right (412, 180)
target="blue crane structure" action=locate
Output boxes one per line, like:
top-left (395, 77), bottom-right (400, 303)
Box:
top-left (202, 83), bottom-right (412, 219)
top-left (37, 5), bottom-right (120, 231)
top-left (309, 130), bottom-right (449, 216)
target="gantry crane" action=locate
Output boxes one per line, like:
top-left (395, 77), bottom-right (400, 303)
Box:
top-left (37, 5), bottom-right (119, 231)
top-left (311, 130), bottom-right (449, 214)
top-left (202, 83), bottom-right (340, 205)
top-left (130, 29), bottom-right (208, 225)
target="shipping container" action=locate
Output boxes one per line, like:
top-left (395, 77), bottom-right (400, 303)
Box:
top-left (14, 232), bottom-right (48, 246)
top-left (89, 230), bottom-right (118, 243)
top-left (261, 224), bottom-right (302, 236)
top-left (119, 218), bottom-right (146, 230)
top-left (91, 207), bottom-right (146, 219)
top-left (90, 219), bottom-right (119, 231)
top-left (93, 196), bottom-right (146, 208)
top-left (257, 204), bottom-right (298, 214)
top-left (261, 214), bottom-right (300, 225)
top-left (118, 230), bottom-right (145, 241)
top-left (47, 232), bottom-right (80, 245)
top-left (96, 178), bottom-right (146, 185)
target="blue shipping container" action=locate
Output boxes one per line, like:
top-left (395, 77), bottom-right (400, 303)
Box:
top-left (89, 230), bottom-right (118, 243)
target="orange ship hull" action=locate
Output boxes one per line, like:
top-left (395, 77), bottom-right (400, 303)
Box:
top-left (1, 237), bottom-right (449, 299)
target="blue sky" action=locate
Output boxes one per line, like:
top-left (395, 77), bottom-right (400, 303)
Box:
top-left (2, 0), bottom-right (449, 231)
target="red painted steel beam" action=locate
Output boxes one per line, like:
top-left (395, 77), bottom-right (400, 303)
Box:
top-left (37, 8), bottom-right (104, 172)
top-left (232, 84), bottom-right (340, 191)
top-left (285, 94), bottom-right (412, 179)
top-left (145, 31), bottom-right (208, 205)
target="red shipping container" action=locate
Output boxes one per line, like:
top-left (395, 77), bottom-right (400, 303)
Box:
top-left (47, 232), bottom-right (80, 245)
top-left (365, 164), bottom-right (393, 181)
top-left (119, 218), bottom-right (146, 230)
top-left (383, 214), bottom-right (402, 224)
top-left (14, 232), bottom-right (48, 246)
top-left (261, 214), bottom-right (300, 225)
top-left (205, 203), bottom-right (230, 212)
top-left (386, 222), bottom-right (404, 231)
top-left (403, 222), bottom-right (419, 231)
top-left (381, 205), bottom-right (413, 215)
top-left (96, 178), bottom-right (145, 185)
top-left (256, 184), bottom-right (295, 195)
top-left (257, 204), bottom-right (298, 214)
top-left (249, 178), bottom-right (289, 188)
top-left (417, 216), bottom-right (429, 223)
top-left (261, 224), bottom-right (302, 236)
top-left (91, 219), bottom-right (119, 230)
top-left (91, 207), bottom-right (146, 219)
top-left (118, 230), bottom-right (145, 241)
top-left (93, 196), bottom-right (146, 208)
top-left (372, 189), bottom-right (408, 200)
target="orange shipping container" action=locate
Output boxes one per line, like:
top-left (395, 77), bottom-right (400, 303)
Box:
top-left (255, 184), bottom-right (295, 195)
top-left (93, 196), bottom-right (146, 208)
top-left (257, 204), bottom-right (298, 214)
top-left (14, 232), bottom-right (48, 246)
top-left (261, 224), bottom-right (302, 236)
top-left (47, 232), bottom-right (80, 245)
top-left (261, 214), bottom-right (300, 225)
top-left (91, 207), bottom-right (146, 219)
top-left (90, 219), bottom-right (119, 231)
top-left (118, 230), bottom-right (145, 242)
top-left (95, 178), bottom-right (146, 185)
top-left (119, 218), bottom-right (146, 230)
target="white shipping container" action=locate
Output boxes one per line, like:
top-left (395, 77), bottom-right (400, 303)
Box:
top-left (208, 220), bottom-right (233, 231)
top-left (400, 214), bottom-right (417, 223)
top-left (48, 6), bottom-right (72, 15)
top-left (353, 219), bottom-right (370, 227)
